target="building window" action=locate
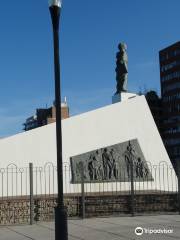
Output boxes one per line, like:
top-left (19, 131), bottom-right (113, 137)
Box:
top-left (161, 71), bottom-right (180, 82)
top-left (162, 81), bottom-right (180, 93)
top-left (164, 138), bottom-right (180, 146)
top-left (161, 61), bottom-right (180, 72)
top-left (160, 49), bottom-right (180, 62)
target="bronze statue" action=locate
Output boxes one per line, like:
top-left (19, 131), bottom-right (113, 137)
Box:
top-left (115, 43), bottom-right (128, 93)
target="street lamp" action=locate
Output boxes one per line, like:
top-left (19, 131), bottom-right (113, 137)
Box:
top-left (49, 0), bottom-right (68, 240)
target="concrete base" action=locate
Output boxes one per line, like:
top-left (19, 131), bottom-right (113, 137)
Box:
top-left (112, 92), bottom-right (137, 104)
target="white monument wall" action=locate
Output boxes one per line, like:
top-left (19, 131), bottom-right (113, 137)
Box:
top-left (0, 96), bottom-right (177, 195)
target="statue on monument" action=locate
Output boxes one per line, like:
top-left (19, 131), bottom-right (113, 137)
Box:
top-left (115, 43), bottom-right (128, 94)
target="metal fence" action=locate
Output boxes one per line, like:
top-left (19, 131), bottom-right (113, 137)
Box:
top-left (0, 161), bottom-right (179, 225)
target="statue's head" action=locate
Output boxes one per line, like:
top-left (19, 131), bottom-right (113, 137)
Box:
top-left (118, 42), bottom-right (127, 51)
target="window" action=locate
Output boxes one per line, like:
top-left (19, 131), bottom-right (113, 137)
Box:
top-left (161, 61), bottom-right (180, 72)
top-left (164, 138), bottom-right (180, 146)
top-left (162, 71), bottom-right (180, 82)
top-left (162, 81), bottom-right (180, 93)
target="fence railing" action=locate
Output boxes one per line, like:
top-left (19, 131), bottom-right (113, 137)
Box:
top-left (0, 161), bottom-right (179, 225)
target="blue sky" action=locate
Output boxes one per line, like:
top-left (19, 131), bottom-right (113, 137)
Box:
top-left (0, 0), bottom-right (179, 137)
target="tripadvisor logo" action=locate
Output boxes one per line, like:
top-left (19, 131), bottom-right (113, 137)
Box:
top-left (135, 227), bottom-right (143, 236)
top-left (135, 226), bottom-right (173, 235)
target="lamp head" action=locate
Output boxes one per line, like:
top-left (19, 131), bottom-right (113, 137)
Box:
top-left (49, 0), bottom-right (62, 7)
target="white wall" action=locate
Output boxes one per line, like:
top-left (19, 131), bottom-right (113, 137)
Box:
top-left (0, 96), bottom-right (177, 195)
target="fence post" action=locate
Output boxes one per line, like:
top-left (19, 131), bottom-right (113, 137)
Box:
top-left (80, 162), bottom-right (85, 219)
top-left (178, 162), bottom-right (180, 215)
top-left (29, 163), bottom-right (34, 225)
top-left (129, 142), bottom-right (135, 217)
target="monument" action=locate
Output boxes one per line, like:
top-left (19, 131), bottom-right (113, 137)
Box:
top-left (112, 43), bottom-right (137, 103)
top-left (0, 42), bottom-right (176, 196)
top-left (0, 95), bottom-right (175, 194)
top-left (70, 139), bottom-right (153, 183)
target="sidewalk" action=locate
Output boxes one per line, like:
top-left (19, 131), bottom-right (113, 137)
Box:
top-left (0, 215), bottom-right (180, 240)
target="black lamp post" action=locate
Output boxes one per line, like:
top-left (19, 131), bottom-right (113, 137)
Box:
top-left (48, 0), bottom-right (68, 239)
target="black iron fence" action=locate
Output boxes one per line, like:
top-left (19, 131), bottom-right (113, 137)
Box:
top-left (0, 161), bottom-right (179, 225)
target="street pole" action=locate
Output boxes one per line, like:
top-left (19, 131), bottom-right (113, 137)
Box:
top-left (49, 0), bottom-right (68, 239)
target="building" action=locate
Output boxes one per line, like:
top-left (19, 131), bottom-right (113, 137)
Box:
top-left (145, 91), bottom-right (163, 137)
top-left (159, 41), bottom-right (180, 168)
top-left (23, 98), bottom-right (69, 131)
